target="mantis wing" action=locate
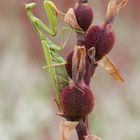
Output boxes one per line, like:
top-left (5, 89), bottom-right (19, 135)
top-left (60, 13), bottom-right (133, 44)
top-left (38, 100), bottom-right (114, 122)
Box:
top-left (42, 40), bottom-right (69, 108)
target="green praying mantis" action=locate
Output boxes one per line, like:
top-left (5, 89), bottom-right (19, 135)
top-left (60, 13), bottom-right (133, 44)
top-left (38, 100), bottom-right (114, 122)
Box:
top-left (25, 1), bottom-right (70, 109)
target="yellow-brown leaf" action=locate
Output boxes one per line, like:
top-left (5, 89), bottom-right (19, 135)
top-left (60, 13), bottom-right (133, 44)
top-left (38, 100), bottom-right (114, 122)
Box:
top-left (85, 135), bottom-right (103, 140)
top-left (98, 56), bottom-right (124, 82)
top-left (60, 121), bottom-right (78, 140)
top-left (106, 0), bottom-right (128, 23)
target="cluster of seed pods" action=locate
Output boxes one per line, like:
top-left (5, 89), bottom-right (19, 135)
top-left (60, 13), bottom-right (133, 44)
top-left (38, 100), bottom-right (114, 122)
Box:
top-left (60, 0), bottom-right (127, 121)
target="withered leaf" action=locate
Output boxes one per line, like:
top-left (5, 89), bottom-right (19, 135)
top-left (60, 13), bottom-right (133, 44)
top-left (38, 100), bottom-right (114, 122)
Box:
top-left (64, 8), bottom-right (82, 31)
top-left (98, 56), bottom-right (124, 82)
top-left (60, 121), bottom-right (78, 140)
top-left (106, 0), bottom-right (128, 23)
top-left (88, 47), bottom-right (96, 64)
top-left (85, 135), bottom-right (103, 140)
top-left (72, 46), bottom-right (86, 84)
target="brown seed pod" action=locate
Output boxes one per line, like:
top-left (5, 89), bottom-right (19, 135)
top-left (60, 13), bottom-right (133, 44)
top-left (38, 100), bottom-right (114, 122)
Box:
top-left (60, 81), bottom-right (94, 121)
top-left (85, 24), bottom-right (115, 61)
top-left (74, 3), bottom-right (93, 31)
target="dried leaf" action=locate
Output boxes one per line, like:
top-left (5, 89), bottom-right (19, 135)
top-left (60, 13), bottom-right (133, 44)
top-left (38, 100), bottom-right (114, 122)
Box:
top-left (98, 56), bottom-right (124, 82)
top-left (72, 46), bottom-right (86, 84)
top-left (106, 0), bottom-right (128, 24)
top-left (85, 135), bottom-right (103, 140)
top-left (87, 47), bottom-right (96, 64)
top-left (64, 8), bottom-right (82, 31)
top-left (60, 121), bottom-right (78, 140)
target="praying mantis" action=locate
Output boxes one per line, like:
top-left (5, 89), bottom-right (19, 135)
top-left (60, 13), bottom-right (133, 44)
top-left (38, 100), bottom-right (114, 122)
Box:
top-left (25, 1), bottom-right (70, 109)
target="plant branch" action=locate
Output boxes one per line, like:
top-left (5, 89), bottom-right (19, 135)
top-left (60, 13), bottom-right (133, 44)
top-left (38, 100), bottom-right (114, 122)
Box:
top-left (76, 122), bottom-right (88, 140)
top-left (78, 0), bottom-right (88, 4)
top-left (76, 32), bottom-right (86, 46)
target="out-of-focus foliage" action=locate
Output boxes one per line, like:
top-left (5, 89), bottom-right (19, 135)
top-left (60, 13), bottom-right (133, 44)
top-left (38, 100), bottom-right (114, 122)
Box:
top-left (0, 0), bottom-right (140, 140)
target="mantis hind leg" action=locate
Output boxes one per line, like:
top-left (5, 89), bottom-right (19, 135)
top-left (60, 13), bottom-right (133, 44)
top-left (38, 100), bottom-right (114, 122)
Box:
top-left (60, 27), bottom-right (85, 49)
top-left (43, 62), bottom-right (66, 69)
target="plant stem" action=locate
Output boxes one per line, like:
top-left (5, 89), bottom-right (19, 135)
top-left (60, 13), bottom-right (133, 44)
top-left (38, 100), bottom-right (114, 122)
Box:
top-left (76, 122), bottom-right (87, 140)
top-left (76, 122), bottom-right (88, 140)
top-left (76, 32), bottom-right (86, 46)
top-left (78, 0), bottom-right (88, 4)
top-left (75, 0), bottom-right (89, 136)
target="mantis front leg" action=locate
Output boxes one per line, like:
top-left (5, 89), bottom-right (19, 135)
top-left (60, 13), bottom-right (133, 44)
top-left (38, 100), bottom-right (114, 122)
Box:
top-left (25, 0), bottom-right (58, 39)
top-left (26, 2), bottom-right (76, 49)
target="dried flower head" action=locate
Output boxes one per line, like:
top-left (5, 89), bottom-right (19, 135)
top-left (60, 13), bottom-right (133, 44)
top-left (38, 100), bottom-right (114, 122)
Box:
top-left (74, 3), bottom-right (93, 31)
top-left (85, 24), bottom-right (115, 61)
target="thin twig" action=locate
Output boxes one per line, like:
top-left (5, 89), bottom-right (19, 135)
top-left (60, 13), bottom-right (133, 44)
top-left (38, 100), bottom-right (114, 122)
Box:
top-left (78, 0), bottom-right (88, 4)
top-left (76, 122), bottom-right (88, 140)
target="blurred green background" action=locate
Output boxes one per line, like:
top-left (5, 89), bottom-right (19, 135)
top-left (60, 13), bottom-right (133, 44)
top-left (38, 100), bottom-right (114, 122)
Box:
top-left (0, 0), bottom-right (140, 140)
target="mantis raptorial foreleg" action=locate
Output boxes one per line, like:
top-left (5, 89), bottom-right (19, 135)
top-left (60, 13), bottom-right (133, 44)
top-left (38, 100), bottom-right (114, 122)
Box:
top-left (26, 1), bottom-right (57, 39)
